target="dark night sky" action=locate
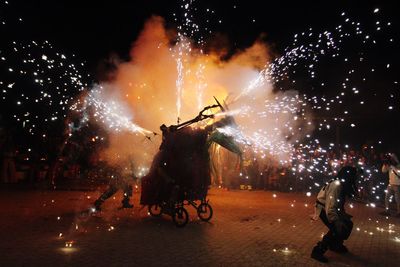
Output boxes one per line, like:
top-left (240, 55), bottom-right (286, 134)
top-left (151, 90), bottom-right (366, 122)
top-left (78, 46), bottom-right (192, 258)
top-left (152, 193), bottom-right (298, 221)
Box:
top-left (2, 0), bottom-right (397, 67)
top-left (1, 0), bottom-right (399, 150)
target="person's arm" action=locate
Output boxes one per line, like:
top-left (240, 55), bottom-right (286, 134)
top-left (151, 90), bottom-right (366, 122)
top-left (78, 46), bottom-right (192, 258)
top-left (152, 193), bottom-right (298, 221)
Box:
top-left (393, 165), bottom-right (400, 178)
top-left (325, 181), bottom-right (343, 223)
top-left (382, 164), bottom-right (389, 173)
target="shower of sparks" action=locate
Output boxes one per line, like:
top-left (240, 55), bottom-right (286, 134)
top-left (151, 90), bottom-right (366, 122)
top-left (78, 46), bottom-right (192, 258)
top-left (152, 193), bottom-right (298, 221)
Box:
top-left (215, 8), bottom-right (397, 185)
top-left (0, 39), bottom-right (89, 136)
top-left (175, 46), bottom-right (185, 120)
top-left (70, 85), bottom-right (154, 136)
top-left (228, 10), bottom-right (397, 169)
top-left (195, 62), bottom-right (207, 109)
top-left (172, 0), bottom-right (208, 120)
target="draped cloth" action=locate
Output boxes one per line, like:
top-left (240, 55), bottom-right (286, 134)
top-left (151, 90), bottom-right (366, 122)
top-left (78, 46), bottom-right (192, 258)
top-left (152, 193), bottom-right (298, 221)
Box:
top-left (140, 126), bottom-right (242, 205)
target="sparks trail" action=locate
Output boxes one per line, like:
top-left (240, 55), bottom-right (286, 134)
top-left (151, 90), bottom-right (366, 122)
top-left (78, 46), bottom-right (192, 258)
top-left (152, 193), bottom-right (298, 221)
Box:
top-left (0, 40), bottom-right (89, 136)
top-left (224, 8), bottom-right (396, 164)
top-left (173, 0), bottom-right (208, 121)
top-left (235, 9), bottom-right (393, 104)
top-left (70, 85), bottom-right (154, 137)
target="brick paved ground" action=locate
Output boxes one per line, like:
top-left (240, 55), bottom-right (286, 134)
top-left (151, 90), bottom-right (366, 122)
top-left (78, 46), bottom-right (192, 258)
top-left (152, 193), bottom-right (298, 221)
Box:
top-left (0, 187), bottom-right (399, 267)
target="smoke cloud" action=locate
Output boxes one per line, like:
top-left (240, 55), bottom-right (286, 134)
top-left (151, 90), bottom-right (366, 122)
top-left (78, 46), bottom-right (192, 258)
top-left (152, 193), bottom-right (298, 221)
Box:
top-left (92, 16), bottom-right (312, 171)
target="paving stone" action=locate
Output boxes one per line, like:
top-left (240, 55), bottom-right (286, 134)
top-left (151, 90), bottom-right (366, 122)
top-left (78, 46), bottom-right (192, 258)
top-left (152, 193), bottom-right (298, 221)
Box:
top-left (0, 188), bottom-right (399, 266)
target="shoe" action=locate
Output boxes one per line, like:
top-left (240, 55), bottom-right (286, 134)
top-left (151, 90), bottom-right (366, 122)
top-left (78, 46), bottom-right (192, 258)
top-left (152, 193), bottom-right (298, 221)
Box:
top-left (329, 244), bottom-right (349, 254)
top-left (379, 210), bottom-right (391, 216)
top-left (311, 246), bottom-right (328, 263)
top-left (311, 250), bottom-right (328, 263)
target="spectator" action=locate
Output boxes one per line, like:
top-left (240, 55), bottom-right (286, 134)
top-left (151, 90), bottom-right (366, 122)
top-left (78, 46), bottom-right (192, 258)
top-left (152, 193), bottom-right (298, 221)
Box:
top-left (380, 153), bottom-right (400, 217)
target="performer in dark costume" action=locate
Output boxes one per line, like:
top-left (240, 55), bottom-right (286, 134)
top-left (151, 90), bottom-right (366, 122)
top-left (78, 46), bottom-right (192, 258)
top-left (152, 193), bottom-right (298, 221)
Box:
top-left (93, 167), bottom-right (135, 211)
top-left (140, 99), bottom-right (243, 207)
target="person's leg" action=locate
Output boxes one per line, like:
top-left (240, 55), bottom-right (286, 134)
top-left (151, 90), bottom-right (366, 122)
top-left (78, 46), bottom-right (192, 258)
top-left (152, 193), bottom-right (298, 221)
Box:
top-left (121, 183), bottom-right (133, 208)
top-left (381, 185), bottom-right (392, 215)
top-left (393, 185), bottom-right (400, 215)
top-left (319, 211), bottom-right (338, 248)
top-left (94, 184), bottom-right (118, 211)
top-left (328, 224), bottom-right (349, 253)
top-left (385, 184), bottom-right (393, 210)
top-left (311, 210), bottom-right (332, 262)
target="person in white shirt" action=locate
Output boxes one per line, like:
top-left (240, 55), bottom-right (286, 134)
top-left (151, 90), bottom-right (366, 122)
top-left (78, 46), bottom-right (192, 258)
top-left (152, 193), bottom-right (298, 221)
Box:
top-left (380, 153), bottom-right (400, 217)
top-left (311, 166), bottom-right (360, 263)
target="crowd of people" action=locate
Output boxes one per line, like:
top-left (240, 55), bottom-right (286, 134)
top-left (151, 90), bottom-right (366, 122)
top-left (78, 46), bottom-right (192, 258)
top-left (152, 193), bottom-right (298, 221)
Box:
top-left (1, 129), bottom-right (398, 211)
top-left (216, 144), bottom-right (389, 196)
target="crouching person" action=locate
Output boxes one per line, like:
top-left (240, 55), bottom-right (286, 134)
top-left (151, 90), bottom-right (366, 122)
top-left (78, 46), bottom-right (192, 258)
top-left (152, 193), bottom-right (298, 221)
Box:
top-left (311, 166), bottom-right (361, 263)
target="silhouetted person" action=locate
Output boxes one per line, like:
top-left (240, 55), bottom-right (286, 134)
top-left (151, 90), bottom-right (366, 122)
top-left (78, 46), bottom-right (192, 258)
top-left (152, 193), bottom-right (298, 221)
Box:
top-left (380, 153), bottom-right (400, 217)
top-left (311, 166), bottom-right (360, 263)
top-left (94, 167), bottom-right (134, 211)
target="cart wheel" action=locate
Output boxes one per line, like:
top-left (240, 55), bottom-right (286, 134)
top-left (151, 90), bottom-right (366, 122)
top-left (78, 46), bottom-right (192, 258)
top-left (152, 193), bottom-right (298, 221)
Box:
top-left (173, 207), bottom-right (189, 228)
top-left (197, 203), bottom-right (213, 222)
top-left (148, 204), bottom-right (162, 217)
